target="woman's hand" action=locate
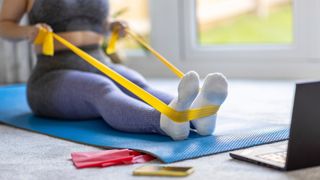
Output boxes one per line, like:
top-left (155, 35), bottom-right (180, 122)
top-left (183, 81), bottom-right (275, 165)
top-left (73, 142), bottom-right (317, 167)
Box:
top-left (27, 23), bottom-right (52, 42)
top-left (107, 20), bottom-right (128, 38)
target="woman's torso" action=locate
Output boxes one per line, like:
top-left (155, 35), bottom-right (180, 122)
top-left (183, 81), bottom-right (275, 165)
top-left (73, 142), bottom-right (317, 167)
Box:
top-left (28, 0), bottom-right (109, 52)
top-left (27, 0), bottom-right (112, 83)
top-left (28, 0), bottom-right (109, 34)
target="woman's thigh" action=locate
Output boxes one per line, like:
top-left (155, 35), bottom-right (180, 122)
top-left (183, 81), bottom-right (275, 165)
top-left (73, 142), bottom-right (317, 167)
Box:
top-left (27, 70), bottom-right (119, 119)
top-left (27, 69), bottom-right (163, 133)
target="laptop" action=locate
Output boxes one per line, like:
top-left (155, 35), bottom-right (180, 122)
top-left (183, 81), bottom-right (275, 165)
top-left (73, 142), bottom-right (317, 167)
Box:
top-left (230, 81), bottom-right (320, 171)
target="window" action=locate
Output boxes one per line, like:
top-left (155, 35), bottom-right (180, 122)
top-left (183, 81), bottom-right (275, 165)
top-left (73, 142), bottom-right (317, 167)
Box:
top-left (180, 0), bottom-right (320, 62)
top-left (119, 0), bottom-right (320, 78)
top-left (196, 0), bottom-right (293, 45)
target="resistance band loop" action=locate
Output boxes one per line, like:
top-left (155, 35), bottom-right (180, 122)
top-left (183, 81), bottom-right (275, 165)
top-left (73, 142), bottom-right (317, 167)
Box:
top-left (106, 29), bottom-right (119, 55)
top-left (34, 28), bottom-right (220, 123)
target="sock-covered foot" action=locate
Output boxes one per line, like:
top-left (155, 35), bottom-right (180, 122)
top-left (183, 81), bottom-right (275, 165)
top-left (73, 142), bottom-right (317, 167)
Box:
top-left (160, 71), bottom-right (200, 140)
top-left (190, 73), bottom-right (228, 136)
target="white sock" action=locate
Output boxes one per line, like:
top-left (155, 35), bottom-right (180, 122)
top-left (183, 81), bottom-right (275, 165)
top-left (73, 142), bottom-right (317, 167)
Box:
top-left (160, 71), bottom-right (200, 140)
top-left (190, 73), bottom-right (228, 136)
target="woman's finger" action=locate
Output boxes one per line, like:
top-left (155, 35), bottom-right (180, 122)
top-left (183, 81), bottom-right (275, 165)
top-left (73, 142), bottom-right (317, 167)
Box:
top-left (109, 21), bottom-right (128, 37)
top-left (40, 23), bottom-right (53, 32)
top-left (28, 23), bottom-right (53, 42)
top-left (114, 21), bottom-right (128, 38)
top-left (36, 23), bottom-right (52, 32)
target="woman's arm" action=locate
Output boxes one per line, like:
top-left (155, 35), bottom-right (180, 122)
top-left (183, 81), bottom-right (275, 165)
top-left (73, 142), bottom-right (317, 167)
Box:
top-left (0, 0), bottom-right (34, 42)
top-left (0, 0), bottom-right (52, 43)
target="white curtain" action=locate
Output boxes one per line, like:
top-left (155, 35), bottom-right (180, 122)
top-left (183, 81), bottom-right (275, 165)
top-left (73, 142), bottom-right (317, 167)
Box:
top-left (0, 0), bottom-right (35, 85)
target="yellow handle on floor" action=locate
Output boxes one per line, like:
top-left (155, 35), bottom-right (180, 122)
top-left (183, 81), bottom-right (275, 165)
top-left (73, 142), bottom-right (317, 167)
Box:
top-left (34, 28), bottom-right (220, 123)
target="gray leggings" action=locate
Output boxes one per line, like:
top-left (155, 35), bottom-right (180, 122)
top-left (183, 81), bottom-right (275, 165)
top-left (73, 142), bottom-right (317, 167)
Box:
top-left (27, 46), bottom-right (174, 134)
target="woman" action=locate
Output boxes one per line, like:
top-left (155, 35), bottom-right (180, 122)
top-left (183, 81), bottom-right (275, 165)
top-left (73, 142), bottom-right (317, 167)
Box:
top-left (0, 0), bottom-right (228, 140)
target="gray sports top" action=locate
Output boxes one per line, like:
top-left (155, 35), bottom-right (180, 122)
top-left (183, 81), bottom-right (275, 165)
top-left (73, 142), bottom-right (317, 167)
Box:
top-left (28, 0), bottom-right (109, 33)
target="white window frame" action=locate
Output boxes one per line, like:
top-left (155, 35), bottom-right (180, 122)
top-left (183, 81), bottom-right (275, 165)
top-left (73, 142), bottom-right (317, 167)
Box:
top-left (127, 0), bottom-right (320, 79)
top-left (182, 0), bottom-right (306, 60)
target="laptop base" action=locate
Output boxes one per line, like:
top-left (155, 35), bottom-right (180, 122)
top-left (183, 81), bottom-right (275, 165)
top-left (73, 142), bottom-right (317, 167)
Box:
top-left (230, 141), bottom-right (288, 171)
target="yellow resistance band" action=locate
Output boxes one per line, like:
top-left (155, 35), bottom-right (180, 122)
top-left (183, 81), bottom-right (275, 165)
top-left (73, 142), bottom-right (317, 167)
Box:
top-left (106, 29), bottom-right (119, 55)
top-left (107, 29), bottom-right (184, 78)
top-left (34, 28), bottom-right (220, 123)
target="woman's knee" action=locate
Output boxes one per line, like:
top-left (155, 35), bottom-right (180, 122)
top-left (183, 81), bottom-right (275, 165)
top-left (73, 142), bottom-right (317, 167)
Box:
top-left (111, 64), bottom-right (149, 88)
top-left (130, 74), bottom-right (148, 88)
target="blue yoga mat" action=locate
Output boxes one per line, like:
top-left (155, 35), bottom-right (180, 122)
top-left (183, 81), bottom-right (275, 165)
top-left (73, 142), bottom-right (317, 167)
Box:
top-left (0, 85), bottom-right (289, 163)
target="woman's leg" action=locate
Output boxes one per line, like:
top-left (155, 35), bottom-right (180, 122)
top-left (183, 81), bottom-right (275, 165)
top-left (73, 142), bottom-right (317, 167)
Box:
top-left (103, 64), bottom-right (174, 104)
top-left (27, 70), bottom-right (163, 134)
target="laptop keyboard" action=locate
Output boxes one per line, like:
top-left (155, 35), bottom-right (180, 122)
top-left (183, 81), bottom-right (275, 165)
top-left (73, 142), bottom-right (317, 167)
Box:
top-left (256, 151), bottom-right (287, 164)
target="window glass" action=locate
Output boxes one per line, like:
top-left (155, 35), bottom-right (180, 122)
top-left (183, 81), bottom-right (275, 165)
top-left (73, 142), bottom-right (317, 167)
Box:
top-left (196, 0), bottom-right (293, 45)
